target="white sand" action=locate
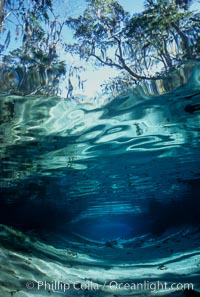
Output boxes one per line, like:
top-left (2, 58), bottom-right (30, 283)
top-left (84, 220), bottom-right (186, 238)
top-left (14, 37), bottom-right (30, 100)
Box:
top-left (0, 224), bottom-right (200, 297)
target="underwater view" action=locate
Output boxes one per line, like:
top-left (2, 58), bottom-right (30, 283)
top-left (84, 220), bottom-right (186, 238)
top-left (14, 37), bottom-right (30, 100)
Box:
top-left (0, 0), bottom-right (200, 296)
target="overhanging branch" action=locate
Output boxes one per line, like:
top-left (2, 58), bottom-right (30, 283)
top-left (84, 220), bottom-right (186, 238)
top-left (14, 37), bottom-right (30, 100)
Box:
top-left (91, 52), bottom-right (124, 70)
top-left (113, 36), bottom-right (157, 80)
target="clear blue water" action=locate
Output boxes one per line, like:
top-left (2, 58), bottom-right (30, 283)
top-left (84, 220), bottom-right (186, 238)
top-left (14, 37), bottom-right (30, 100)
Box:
top-left (0, 62), bottom-right (200, 296)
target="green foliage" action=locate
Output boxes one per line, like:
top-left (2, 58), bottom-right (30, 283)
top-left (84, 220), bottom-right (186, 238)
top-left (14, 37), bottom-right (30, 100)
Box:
top-left (0, 0), bottom-right (67, 95)
top-left (1, 46), bottom-right (66, 95)
top-left (65, 0), bottom-right (129, 59)
top-left (1, 0), bottom-right (199, 96)
top-left (65, 0), bottom-right (200, 92)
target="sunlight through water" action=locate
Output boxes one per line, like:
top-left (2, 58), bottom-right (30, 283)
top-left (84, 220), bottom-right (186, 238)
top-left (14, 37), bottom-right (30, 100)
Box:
top-left (0, 62), bottom-right (200, 297)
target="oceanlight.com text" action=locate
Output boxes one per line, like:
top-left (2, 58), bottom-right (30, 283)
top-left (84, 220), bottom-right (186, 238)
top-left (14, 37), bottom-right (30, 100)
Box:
top-left (26, 279), bottom-right (194, 293)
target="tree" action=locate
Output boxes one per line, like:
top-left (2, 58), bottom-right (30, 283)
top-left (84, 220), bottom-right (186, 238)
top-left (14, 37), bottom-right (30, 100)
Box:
top-left (65, 0), bottom-right (200, 90)
top-left (174, 0), bottom-right (193, 9)
top-left (65, 0), bottom-right (144, 81)
top-left (1, 0), bottom-right (199, 96)
top-left (0, 0), bottom-right (67, 95)
top-left (0, 0), bottom-right (4, 32)
top-left (1, 47), bottom-right (66, 95)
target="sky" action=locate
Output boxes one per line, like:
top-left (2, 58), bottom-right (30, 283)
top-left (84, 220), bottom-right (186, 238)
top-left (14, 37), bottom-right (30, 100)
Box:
top-left (4, 0), bottom-right (200, 97)
top-left (118, 0), bottom-right (145, 13)
top-left (62, 0), bottom-right (145, 98)
top-left (1, 0), bottom-right (145, 98)
top-left (3, 0), bottom-right (199, 99)
top-left (72, 0), bottom-right (200, 98)
top-left (84, 0), bottom-right (145, 97)
top-left (2, 0), bottom-right (144, 97)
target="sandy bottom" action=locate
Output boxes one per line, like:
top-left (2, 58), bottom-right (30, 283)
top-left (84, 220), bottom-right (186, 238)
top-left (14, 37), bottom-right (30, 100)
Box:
top-left (0, 224), bottom-right (200, 297)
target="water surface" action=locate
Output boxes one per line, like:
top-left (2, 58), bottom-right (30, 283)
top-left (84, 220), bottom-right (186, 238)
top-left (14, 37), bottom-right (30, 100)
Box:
top-left (0, 62), bottom-right (200, 296)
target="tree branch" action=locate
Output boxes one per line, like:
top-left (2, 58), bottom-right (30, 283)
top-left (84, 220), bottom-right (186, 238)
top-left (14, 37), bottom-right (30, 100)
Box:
top-left (113, 36), bottom-right (157, 80)
top-left (91, 52), bottom-right (123, 69)
top-left (171, 22), bottom-right (191, 58)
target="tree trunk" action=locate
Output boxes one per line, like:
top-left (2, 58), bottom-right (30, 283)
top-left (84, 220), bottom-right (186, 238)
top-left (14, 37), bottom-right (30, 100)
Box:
top-left (171, 22), bottom-right (191, 59)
